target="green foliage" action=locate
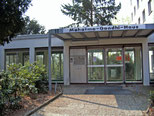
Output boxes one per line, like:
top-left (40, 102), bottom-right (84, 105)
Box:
top-left (112, 16), bottom-right (131, 25)
top-left (20, 16), bottom-right (46, 34)
top-left (0, 71), bottom-right (10, 116)
top-left (150, 91), bottom-right (154, 103)
top-left (61, 0), bottom-right (121, 27)
top-left (0, 0), bottom-right (32, 45)
top-left (31, 62), bottom-right (48, 93)
top-left (0, 62), bottom-right (48, 115)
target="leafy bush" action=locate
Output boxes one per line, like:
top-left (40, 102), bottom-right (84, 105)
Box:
top-left (30, 62), bottom-right (48, 93)
top-left (0, 62), bottom-right (48, 116)
top-left (150, 91), bottom-right (154, 104)
top-left (0, 71), bottom-right (10, 116)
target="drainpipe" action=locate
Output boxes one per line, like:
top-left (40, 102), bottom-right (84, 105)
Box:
top-left (48, 31), bottom-right (52, 92)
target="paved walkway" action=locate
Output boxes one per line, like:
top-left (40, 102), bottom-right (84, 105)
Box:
top-left (31, 85), bottom-right (154, 116)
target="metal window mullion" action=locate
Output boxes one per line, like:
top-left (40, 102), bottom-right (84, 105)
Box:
top-left (104, 48), bottom-right (107, 85)
top-left (122, 47), bottom-right (126, 83)
top-left (9, 55), bottom-right (10, 65)
top-left (60, 53), bottom-right (62, 79)
top-left (48, 32), bottom-right (52, 92)
top-left (88, 65), bottom-right (105, 67)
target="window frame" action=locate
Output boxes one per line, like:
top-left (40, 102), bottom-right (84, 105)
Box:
top-left (138, 17), bottom-right (140, 24)
top-left (148, 0), bottom-right (152, 15)
top-left (137, 0), bottom-right (139, 9)
top-left (131, 13), bottom-right (133, 21)
top-left (134, 6), bottom-right (136, 16)
top-left (142, 9), bottom-right (146, 23)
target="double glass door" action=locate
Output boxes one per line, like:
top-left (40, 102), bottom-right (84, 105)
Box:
top-left (88, 46), bottom-right (142, 83)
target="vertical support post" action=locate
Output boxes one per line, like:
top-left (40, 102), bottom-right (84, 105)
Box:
top-left (0, 47), bottom-right (5, 71)
top-left (103, 48), bottom-right (107, 85)
top-left (63, 41), bottom-right (70, 85)
top-left (135, 47), bottom-right (142, 80)
top-left (122, 47), bottom-right (126, 83)
top-left (142, 40), bottom-right (150, 86)
top-left (29, 47), bottom-right (35, 64)
top-left (60, 53), bottom-right (61, 79)
top-left (48, 32), bottom-right (52, 92)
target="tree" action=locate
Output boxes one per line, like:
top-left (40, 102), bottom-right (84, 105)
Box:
top-left (61, 0), bottom-right (121, 27)
top-left (20, 16), bottom-right (46, 34)
top-left (0, 0), bottom-right (32, 45)
top-left (112, 16), bottom-right (131, 25)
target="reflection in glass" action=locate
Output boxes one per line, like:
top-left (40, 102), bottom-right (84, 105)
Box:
top-left (6, 53), bottom-right (18, 66)
top-left (36, 52), bottom-right (44, 65)
top-left (88, 67), bottom-right (104, 81)
top-left (5, 51), bottom-right (29, 70)
top-left (125, 47), bottom-right (142, 81)
top-left (35, 50), bottom-right (63, 81)
top-left (88, 49), bottom-right (104, 82)
top-left (23, 52), bottom-right (29, 65)
top-left (51, 52), bottom-right (63, 81)
top-left (106, 48), bottom-right (123, 82)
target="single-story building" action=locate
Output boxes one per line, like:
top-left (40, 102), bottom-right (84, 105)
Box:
top-left (0, 24), bottom-right (154, 88)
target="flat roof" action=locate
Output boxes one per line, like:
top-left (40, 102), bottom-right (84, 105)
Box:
top-left (49, 24), bottom-right (154, 41)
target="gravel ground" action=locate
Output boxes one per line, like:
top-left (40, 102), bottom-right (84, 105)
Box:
top-left (31, 84), bottom-right (154, 116)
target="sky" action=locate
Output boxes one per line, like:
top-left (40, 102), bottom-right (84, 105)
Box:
top-left (25, 0), bottom-right (130, 31)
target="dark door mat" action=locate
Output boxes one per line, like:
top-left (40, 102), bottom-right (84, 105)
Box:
top-left (85, 87), bottom-right (132, 95)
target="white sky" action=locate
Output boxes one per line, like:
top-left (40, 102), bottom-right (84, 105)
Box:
top-left (25, 0), bottom-right (130, 31)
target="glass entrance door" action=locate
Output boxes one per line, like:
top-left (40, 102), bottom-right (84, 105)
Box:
top-left (125, 47), bottom-right (142, 82)
top-left (88, 49), bottom-right (104, 82)
top-left (87, 45), bottom-right (142, 84)
top-left (106, 48), bottom-right (123, 83)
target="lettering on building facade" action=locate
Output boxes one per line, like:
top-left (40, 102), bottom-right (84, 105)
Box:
top-left (62, 25), bottom-right (145, 33)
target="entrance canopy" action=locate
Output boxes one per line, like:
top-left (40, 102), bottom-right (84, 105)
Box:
top-left (49, 24), bottom-right (154, 41)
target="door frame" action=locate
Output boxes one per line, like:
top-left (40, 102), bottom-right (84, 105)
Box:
top-left (87, 44), bottom-right (143, 84)
top-left (87, 46), bottom-right (124, 84)
top-left (87, 48), bottom-right (105, 83)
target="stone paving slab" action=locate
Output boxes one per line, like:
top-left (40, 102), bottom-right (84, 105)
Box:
top-left (31, 85), bottom-right (153, 116)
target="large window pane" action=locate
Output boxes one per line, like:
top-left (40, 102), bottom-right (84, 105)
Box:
top-left (5, 50), bottom-right (29, 70)
top-left (23, 52), bottom-right (29, 65)
top-left (35, 49), bottom-right (63, 81)
top-left (6, 53), bottom-right (18, 66)
top-left (88, 49), bottom-right (104, 65)
top-left (88, 49), bottom-right (104, 82)
top-left (125, 47), bottom-right (142, 82)
top-left (51, 52), bottom-right (63, 81)
top-left (88, 67), bottom-right (104, 81)
top-left (36, 52), bottom-right (44, 65)
top-left (106, 48), bottom-right (123, 82)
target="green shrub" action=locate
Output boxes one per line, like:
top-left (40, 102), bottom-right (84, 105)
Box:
top-left (0, 71), bottom-right (10, 116)
top-left (0, 61), bottom-right (48, 115)
top-left (150, 91), bottom-right (154, 104)
top-left (22, 62), bottom-right (48, 93)
top-left (7, 62), bottom-right (48, 95)
top-left (32, 62), bottom-right (48, 93)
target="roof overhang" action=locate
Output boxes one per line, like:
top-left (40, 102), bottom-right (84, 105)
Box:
top-left (49, 24), bottom-right (154, 41)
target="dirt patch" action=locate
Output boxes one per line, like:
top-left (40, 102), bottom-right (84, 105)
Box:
top-left (4, 92), bottom-right (57, 116)
top-left (147, 103), bottom-right (154, 116)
